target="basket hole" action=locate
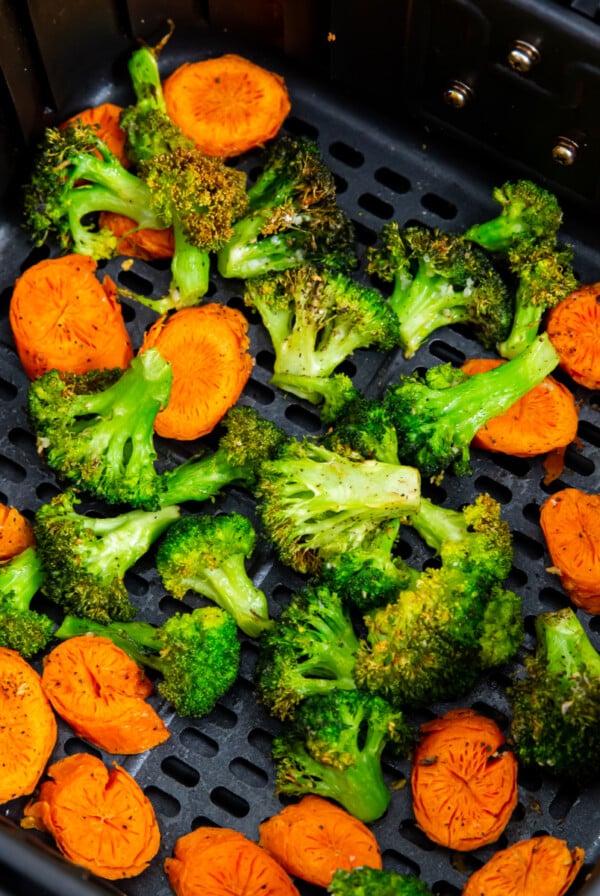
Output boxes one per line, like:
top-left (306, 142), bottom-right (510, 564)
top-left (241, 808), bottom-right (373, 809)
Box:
top-left (228, 757), bottom-right (269, 788)
top-left (579, 418), bottom-right (600, 448)
top-left (117, 268), bottom-right (154, 296)
top-left (0, 455), bottom-right (27, 483)
top-left (64, 737), bottom-right (101, 758)
top-left (380, 848), bottom-right (422, 877)
top-left (521, 501), bottom-right (541, 525)
top-left (549, 780), bottom-right (581, 820)
top-left (538, 586), bottom-right (571, 610)
top-left (358, 192), bottom-right (394, 220)
top-left (374, 166), bottom-right (411, 195)
top-left (210, 786), bottom-right (250, 818)
top-left (329, 140), bottom-right (365, 168)
top-left (208, 703), bottom-right (238, 729)
top-left (428, 338), bottom-right (465, 366)
top-left (283, 401), bottom-right (322, 433)
top-left (179, 728), bottom-right (219, 758)
top-left (7, 426), bottom-right (36, 453)
top-left (398, 819), bottom-right (437, 851)
top-left (473, 474), bottom-right (511, 504)
top-left (564, 444), bottom-right (595, 477)
top-left (145, 785), bottom-right (181, 818)
top-left (244, 378), bottom-right (276, 406)
top-left (487, 453), bottom-right (532, 477)
top-left (352, 218), bottom-right (378, 247)
top-left (0, 376), bottom-right (18, 401)
top-left (284, 116), bottom-right (319, 140)
top-left (161, 756), bottom-right (200, 788)
top-left (420, 192), bottom-right (458, 220)
top-left (247, 726), bottom-right (277, 755)
top-left (513, 530), bottom-right (545, 561)
top-left (255, 349), bottom-right (275, 374)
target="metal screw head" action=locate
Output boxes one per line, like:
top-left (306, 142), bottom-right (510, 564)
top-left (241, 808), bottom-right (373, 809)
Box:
top-left (508, 40), bottom-right (541, 73)
top-left (443, 81), bottom-right (474, 109)
top-left (552, 138), bottom-right (579, 166)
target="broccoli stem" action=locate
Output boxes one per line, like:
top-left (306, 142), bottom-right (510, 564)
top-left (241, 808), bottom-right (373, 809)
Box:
top-left (85, 505), bottom-right (181, 576)
top-left (0, 546), bottom-right (45, 610)
top-left (169, 219), bottom-right (211, 305)
top-left (218, 212), bottom-right (306, 280)
top-left (406, 496), bottom-right (468, 549)
top-left (536, 608), bottom-right (600, 679)
top-left (158, 453), bottom-right (244, 506)
top-left (55, 614), bottom-right (164, 670)
top-left (497, 300), bottom-right (545, 359)
top-left (394, 276), bottom-right (471, 358)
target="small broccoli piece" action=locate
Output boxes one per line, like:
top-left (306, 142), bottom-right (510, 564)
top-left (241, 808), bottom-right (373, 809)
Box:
top-left (255, 583), bottom-right (360, 719)
top-left (366, 223), bottom-right (512, 358)
top-left (328, 867), bottom-right (434, 896)
top-left (23, 121), bottom-right (163, 259)
top-left (464, 179), bottom-right (563, 252)
top-left (156, 511), bottom-right (272, 638)
top-left (158, 406), bottom-right (286, 506)
top-left (217, 136), bottom-right (357, 280)
top-left (507, 607), bottom-right (600, 783)
top-left (256, 435), bottom-right (421, 576)
top-left (497, 239), bottom-right (579, 359)
top-left (28, 349), bottom-right (171, 510)
top-left (272, 372), bottom-right (359, 425)
top-left (0, 546), bottom-right (54, 658)
top-left (272, 688), bottom-right (413, 823)
top-left (243, 265), bottom-right (399, 412)
top-left (382, 331), bottom-right (560, 478)
top-left (34, 490), bottom-right (180, 622)
top-left (55, 605), bottom-right (240, 718)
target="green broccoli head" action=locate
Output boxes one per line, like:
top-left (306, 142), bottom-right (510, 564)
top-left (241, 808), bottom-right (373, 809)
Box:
top-left (0, 546), bottom-right (54, 658)
top-left (328, 867), bottom-right (434, 896)
top-left (464, 179), bottom-right (563, 252)
top-left (28, 349), bottom-right (171, 510)
top-left (255, 583), bottom-right (360, 719)
top-left (156, 511), bottom-right (272, 638)
top-left (272, 688), bottom-right (414, 823)
top-left (508, 607), bottom-right (600, 783)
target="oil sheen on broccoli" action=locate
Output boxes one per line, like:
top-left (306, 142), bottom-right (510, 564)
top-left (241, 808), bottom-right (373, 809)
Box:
top-left (0, 546), bottom-right (54, 658)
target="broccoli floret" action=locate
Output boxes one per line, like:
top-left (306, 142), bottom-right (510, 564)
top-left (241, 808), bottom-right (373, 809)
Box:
top-left (255, 583), bottom-right (360, 720)
top-left (28, 349), bottom-right (171, 510)
top-left (507, 607), bottom-right (600, 783)
top-left (256, 436), bottom-right (421, 576)
top-left (23, 121), bottom-right (163, 259)
top-left (243, 265), bottom-right (399, 412)
top-left (0, 546), bottom-right (54, 658)
top-left (272, 688), bottom-right (413, 822)
top-left (217, 136), bottom-right (357, 280)
top-left (158, 406), bottom-right (286, 506)
top-left (273, 372), bottom-right (360, 425)
top-left (497, 239), bottom-right (579, 359)
top-left (328, 867), bottom-right (434, 896)
top-left (54, 605), bottom-right (240, 718)
top-left (366, 223), bottom-right (512, 358)
top-left (119, 42), bottom-right (249, 311)
top-left (156, 511), bottom-right (272, 638)
top-left (382, 331), bottom-right (560, 479)
top-left (463, 179), bottom-right (563, 252)
top-left (34, 490), bottom-right (180, 622)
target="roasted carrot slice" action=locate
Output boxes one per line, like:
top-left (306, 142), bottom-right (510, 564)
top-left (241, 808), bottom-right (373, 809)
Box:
top-left (540, 487), bottom-right (600, 614)
top-left (259, 795), bottom-right (382, 888)
top-left (462, 835), bottom-right (585, 896)
top-left (163, 54), bottom-right (291, 158)
top-left (411, 708), bottom-right (518, 851)
top-left (62, 102), bottom-right (128, 166)
top-left (461, 357), bottom-right (578, 457)
top-left (546, 282), bottom-right (600, 390)
top-left (165, 825), bottom-right (300, 896)
top-left (42, 635), bottom-right (170, 754)
top-left (0, 647), bottom-right (57, 805)
top-left (0, 503), bottom-right (35, 562)
top-left (9, 254), bottom-right (134, 380)
top-left (140, 303), bottom-right (253, 440)
top-left (22, 752), bottom-right (160, 880)
top-left (98, 211), bottom-right (175, 261)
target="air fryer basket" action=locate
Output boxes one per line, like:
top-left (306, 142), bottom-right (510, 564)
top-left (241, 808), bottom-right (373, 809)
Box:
top-left (0, 5), bottom-right (599, 896)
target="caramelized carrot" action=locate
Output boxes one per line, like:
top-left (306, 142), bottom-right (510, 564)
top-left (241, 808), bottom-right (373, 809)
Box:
top-left (9, 254), bottom-right (133, 380)
top-left (42, 635), bottom-right (170, 754)
top-left (22, 752), bottom-right (160, 880)
top-left (0, 503), bottom-right (35, 562)
top-left (165, 825), bottom-right (301, 896)
top-left (0, 647), bottom-right (57, 804)
top-left (259, 795), bottom-right (382, 888)
top-left (461, 357), bottom-right (578, 457)
top-left (98, 211), bottom-right (175, 261)
top-left (62, 102), bottom-right (129, 166)
top-left (461, 835), bottom-right (585, 896)
top-left (411, 708), bottom-right (518, 851)
top-left (163, 54), bottom-right (291, 158)
top-left (540, 488), bottom-right (600, 614)
top-left (546, 282), bottom-right (600, 390)
top-left (140, 303), bottom-right (253, 440)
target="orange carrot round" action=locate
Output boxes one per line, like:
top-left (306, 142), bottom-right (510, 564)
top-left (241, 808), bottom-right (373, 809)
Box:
top-left (21, 752), bottom-right (160, 880)
top-left (62, 102), bottom-right (128, 166)
top-left (258, 795), bottom-right (382, 888)
top-left (540, 488), bottom-right (600, 614)
top-left (546, 282), bottom-right (600, 390)
top-left (163, 54), bottom-right (291, 158)
top-left (42, 635), bottom-right (170, 754)
top-left (140, 303), bottom-right (254, 440)
top-left (164, 825), bottom-right (301, 896)
top-left (461, 357), bottom-right (578, 457)
top-left (0, 503), bottom-right (35, 562)
top-left (9, 254), bottom-right (134, 380)
top-left (0, 647), bottom-right (57, 804)
top-left (461, 835), bottom-right (585, 896)
top-left (411, 708), bottom-right (518, 851)
top-left (98, 211), bottom-right (175, 261)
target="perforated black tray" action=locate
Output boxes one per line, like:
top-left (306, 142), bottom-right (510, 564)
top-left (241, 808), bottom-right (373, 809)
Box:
top-left (0, 28), bottom-right (599, 896)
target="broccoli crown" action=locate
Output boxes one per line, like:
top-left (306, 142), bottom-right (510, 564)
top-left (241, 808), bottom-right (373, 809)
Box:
top-left (217, 136), bottom-right (357, 279)
top-left (464, 179), bottom-right (563, 252)
top-left (23, 121), bottom-right (162, 258)
top-left (34, 490), bottom-right (180, 622)
top-left (328, 867), bottom-right (434, 896)
top-left (382, 332), bottom-right (560, 478)
top-left (272, 688), bottom-right (413, 822)
top-left (256, 436), bottom-right (421, 576)
top-left (55, 605), bottom-right (241, 718)
top-left (255, 583), bottom-right (360, 719)
top-left (28, 349), bottom-right (172, 510)
top-left (366, 223), bottom-right (512, 358)
top-left (156, 511), bottom-right (272, 638)
top-left (159, 406), bottom-right (286, 506)
top-left (323, 394), bottom-right (401, 464)
top-left (478, 584), bottom-right (524, 669)
top-left (0, 545), bottom-right (54, 658)
top-left (508, 607), bottom-right (600, 783)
